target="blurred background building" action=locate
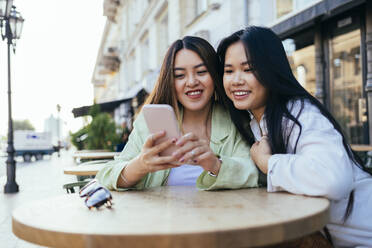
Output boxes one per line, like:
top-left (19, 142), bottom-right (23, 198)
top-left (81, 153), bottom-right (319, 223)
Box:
top-left (72, 0), bottom-right (372, 146)
top-left (44, 114), bottom-right (63, 147)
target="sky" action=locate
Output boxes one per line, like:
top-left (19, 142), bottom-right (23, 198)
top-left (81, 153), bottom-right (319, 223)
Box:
top-left (0, 0), bottom-right (106, 138)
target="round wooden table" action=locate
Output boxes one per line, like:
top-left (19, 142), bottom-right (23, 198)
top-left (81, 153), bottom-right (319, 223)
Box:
top-left (351, 144), bottom-right (372, 152)
top-left (72, 152), bottom-right (120, 160)
top-left (12, 186), bottom-right (329, 248)
top-left (63, 163), bottom-right (105, 176)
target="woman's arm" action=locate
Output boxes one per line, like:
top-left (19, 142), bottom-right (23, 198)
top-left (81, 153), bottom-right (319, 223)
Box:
top-left (96, 114), bottom-right (178, 191)
top-left (263, 109), bottom-right (353, 200)
top-left (117, 131), bottom-right (178, 188)
top-left (95, 120), bottom-right (147, 191)
top-left (196, 132), bottom-right (259, 190)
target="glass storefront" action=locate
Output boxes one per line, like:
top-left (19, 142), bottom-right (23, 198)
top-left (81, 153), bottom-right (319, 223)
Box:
top-left (283, 31), bottom-right (316, 96)
top-left (329, 29), bottom-right (365, 144)
top-left (288, 44), bottom-right (316, 95)
top-left (276, 3), bottom-right (369, 145)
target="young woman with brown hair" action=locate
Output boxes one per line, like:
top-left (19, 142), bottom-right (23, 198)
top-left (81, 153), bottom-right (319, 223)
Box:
top-left (96, 36), bottom-right (259, 190)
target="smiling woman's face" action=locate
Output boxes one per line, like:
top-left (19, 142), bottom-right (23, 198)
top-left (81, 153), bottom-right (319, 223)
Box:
top-left (223, 41), bottom-right (268, 119)
top-left (174, 49), bottom-right (214, 113)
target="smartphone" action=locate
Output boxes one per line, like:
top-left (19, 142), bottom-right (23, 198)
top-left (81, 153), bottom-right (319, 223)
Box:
top-left (142, 104), bottom-right (181, 156)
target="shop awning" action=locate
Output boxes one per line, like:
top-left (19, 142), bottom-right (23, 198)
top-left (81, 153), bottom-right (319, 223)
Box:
top-left (72, 87), bottom-right (149, 118)
top-left (271, 0), bottom-right (363, 38)
top-left (72, 98), bottom-right (131, 118)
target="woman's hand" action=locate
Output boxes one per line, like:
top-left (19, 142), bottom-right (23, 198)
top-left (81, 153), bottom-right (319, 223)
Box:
top-left (172, 132), bottom-right (221, 175)
top-left (137, 131), bottom-right (180, 174)
top-left (250, 136), bottom-right (272, 174)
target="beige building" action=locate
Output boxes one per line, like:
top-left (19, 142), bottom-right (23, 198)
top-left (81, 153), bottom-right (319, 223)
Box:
top-left (76, 0), bottom-right (371, 146)
top-left (90, 0), bottom-right (253, 127)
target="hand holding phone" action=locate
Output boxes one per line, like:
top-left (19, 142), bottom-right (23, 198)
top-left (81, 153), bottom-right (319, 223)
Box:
top-left (142, 104), bottom-right (181, 156)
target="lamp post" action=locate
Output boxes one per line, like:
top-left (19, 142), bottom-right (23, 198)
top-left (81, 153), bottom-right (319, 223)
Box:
top-left (1, 0), bottom-right (24, 193)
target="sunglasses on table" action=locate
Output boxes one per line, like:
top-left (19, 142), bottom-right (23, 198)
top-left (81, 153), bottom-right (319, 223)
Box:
top-left (79, 179), bottom-right (113, 210)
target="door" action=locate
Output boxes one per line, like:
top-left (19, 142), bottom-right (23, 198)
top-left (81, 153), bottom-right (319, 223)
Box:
top-left (327, 12), bottom-right (368, 144)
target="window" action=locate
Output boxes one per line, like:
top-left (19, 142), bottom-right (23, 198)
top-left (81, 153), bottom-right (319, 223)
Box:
top-left (276, 0), bottom-right (293, 19)
top-left (283, 37), bottom-right (316, 96)
top-left (141, 35), bottom-right (150, 74)
top-left (329, 29), bottom-right (364, 144)
top-left (157, 12), bottom-right (168, 65)
top-left (196, 0), bottom-right (208, 16)
top-left (181, 0), bottom-right (207, 27)
top-left (128, 51), bottom-right (135, 87)
top-left (276, 0), bottom-right (318, 19)
top-left (351, 47), bottom-right (361, 76)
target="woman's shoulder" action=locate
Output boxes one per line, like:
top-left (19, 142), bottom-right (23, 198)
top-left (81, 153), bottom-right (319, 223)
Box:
top-left (287, 98), bottom-right (322, 119)
top-left (286, 98), bottom-right (333, 130)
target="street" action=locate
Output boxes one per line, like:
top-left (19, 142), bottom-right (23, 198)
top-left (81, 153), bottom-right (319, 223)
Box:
top-left (0, 150), bottom-right (76, 248)
top-left (0, 153), bottom-right (37, 178)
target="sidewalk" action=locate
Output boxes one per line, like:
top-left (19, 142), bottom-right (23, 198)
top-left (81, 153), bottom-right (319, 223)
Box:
top-left (0, 150), bottom-right (77, 248)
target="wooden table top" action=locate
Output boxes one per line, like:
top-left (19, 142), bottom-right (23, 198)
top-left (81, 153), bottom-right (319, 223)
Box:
top-left (72, 152), bottom-right (120, 160)
top-left (12, 186), bottom-right (330, 248)
top-left (63, 163), bottom-right (105, 176)
top-left (351, 144), bottom-right (372, 152)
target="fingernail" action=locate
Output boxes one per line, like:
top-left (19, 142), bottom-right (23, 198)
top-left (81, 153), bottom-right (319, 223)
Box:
top-left (179, 158), bottom-right (184, 163)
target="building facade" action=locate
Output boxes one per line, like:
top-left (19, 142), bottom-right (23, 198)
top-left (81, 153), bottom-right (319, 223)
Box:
top-left (44, 114), bottom-right (62, 146)
top-left (267, 0), bottom-right (371, 145)
top-left (89, 0), bottom-right (371, 145)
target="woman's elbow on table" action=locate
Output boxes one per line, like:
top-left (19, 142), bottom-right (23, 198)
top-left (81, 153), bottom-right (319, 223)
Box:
top-left (321, 171), bottom-right (353, 200)
top-left (313, 155), bottom-right (353, 200)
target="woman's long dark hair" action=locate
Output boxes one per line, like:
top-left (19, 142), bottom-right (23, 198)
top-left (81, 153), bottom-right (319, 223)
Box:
top-left (217, 26), bottom-right (371, 222)
top-left (144, 36), bottom-right (225, 123)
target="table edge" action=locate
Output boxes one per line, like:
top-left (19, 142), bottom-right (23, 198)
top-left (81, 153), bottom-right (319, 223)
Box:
top-left (12, 197), bottom-right (330, 248)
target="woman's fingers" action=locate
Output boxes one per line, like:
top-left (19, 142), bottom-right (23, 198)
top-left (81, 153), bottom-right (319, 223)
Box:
top-left (175, 132), bottom-right (198, 146)
top-left (151, 154), bottom-right (178, 165)
top-left (193, 150), bottom-right (215, 164)
top-left (179, 146), bottom-right (208, 163)
top-left (143, 131), bottom-right (166, 148)
top-left (152, 137), bottom-right (176, 155)
top-left (172, 140), bottom-right (205, 159)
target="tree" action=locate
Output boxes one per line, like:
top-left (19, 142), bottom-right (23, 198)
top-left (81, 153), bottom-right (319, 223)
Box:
top-left (13, 119), bottom-right (35, 131)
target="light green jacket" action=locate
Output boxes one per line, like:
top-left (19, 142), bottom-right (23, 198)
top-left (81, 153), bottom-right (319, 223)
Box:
top-left (96, 104), bottom-right (259, 191)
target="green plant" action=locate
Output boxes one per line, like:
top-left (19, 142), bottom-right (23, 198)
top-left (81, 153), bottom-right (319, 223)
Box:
top-left (86, 112), bottom-right (121, 151)
top-left (70, 104), bottom-right (122, 151)
top-left (70, 126), bottom-right (89, 151)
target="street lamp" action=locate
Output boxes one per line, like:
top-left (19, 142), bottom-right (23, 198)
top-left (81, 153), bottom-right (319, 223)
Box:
top-left (1, 0), bottom-right (24, 193)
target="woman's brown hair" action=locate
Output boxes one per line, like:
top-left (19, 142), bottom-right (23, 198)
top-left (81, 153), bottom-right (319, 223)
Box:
top-left (144, 36), bottom-right (226, 123)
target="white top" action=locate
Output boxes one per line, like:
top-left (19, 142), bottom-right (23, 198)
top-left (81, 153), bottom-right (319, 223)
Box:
top-left (250, 99), bottom-right (372, 248)
top-left (166, 164), bottom-right (204, 186)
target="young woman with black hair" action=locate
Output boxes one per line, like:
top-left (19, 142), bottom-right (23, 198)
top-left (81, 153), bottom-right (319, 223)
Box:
top-left (217, 26), bottom-right (372, 247)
